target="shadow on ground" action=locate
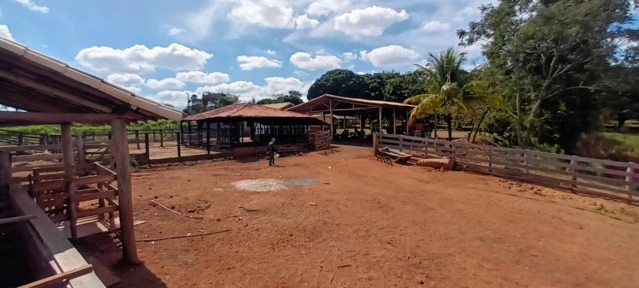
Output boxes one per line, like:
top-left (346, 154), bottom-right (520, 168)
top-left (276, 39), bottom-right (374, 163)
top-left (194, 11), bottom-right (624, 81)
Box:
top-left (74, 233), bottom-right (167, 288)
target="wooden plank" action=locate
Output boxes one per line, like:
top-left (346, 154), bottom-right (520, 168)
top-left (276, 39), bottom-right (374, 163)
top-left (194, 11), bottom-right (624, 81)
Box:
top-left (0, 214), bottom-right (36, 225)
top-left (12, 153), bottom-right (66, 162)
top-left (75, 174), bottom-right (116, 186)
top-left (50, 214), bottom-right (70, 223)
top-left (76, 190), bottom-right (117, 202)
top-left (77, 206), bottom-right (119, 219)
top-left (95, 163), bottom-right (116, 176)
top-left (18, 264), bottom-right (94, 288)
top-left (33, 163), bottom-right (93, 174)
top-left (10, 184), bottom-right (106, 288)
top-left (62, 123), bottom-right (79, 240)
top-left (36, 193), bottom-right (68, 208)
top-left (32, 179), bottom-right (66, 193)
top-left (0, 144), bottom-right (61, 152)
top-left (12, 163), bottom-right (65, 173)
top-left (112, 118), bottom-right (140, 264)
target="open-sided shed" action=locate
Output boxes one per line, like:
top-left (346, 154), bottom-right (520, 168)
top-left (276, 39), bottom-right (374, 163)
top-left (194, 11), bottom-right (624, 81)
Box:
top-left (287, 94), bottom-right (415, 138)
top-left (0, 37), bottom-right (182, 287)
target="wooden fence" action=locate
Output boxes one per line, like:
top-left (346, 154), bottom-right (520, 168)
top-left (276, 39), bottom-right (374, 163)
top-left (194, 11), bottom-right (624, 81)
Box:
top-left (376, 133), bottom-right (639, 203)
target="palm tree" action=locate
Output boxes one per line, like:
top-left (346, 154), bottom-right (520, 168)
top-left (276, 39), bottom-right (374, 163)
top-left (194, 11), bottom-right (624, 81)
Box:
top-left (403, 48), bottom-right (469, 140)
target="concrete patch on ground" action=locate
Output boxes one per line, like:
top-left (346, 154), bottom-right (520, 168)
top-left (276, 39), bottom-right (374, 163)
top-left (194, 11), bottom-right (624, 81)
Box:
top-left (232, 179), bottom-right (288, 192)
top-left (286, 178), bottom-right (319, 186)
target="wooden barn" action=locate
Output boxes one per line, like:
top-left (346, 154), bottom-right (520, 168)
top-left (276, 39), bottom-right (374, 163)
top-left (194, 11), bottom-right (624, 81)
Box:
top-left (0, 37), bottom-right (182, 287)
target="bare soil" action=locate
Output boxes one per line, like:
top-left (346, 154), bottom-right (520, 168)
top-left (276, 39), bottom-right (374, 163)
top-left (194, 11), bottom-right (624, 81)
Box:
top-left (77, 145), bottom-right (639, 288)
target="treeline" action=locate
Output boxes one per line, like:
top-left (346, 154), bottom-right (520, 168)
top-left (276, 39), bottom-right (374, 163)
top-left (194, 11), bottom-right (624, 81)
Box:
top-left (307, 0), bottom-right (639, 157)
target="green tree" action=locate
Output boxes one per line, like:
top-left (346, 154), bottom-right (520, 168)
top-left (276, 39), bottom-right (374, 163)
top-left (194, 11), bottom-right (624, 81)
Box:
top-left (403, 48), bottom-right (471, 140)
top-left (183, 92), bottom-right (239, 115)
top-left (307, 69), bottom-right (365, 100)
top-left (257, 90), bottom-right (304, 105)
top-left (458, 0), bottom-right (637, 152)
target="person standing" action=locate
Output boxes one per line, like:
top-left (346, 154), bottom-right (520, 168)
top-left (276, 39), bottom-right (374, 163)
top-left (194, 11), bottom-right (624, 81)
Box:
top-left (268, 138), bottom-right (276, 166)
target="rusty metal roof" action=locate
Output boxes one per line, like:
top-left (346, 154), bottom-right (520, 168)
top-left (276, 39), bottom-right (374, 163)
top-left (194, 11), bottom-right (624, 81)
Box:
top-left (261, 102), bottom-right (294, 110)
top-left (288, 94), bottom-right (415, 114)
top-left (183, 103), bottom-right (324, 121)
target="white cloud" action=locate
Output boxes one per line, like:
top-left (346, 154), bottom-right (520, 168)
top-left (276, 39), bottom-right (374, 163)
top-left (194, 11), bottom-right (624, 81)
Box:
top-left (295, 14), bottom-right (319, 29)
top-left (360, 45), bottom-right (420, 67)
top-left (146, 78), bottom-right (186, 90)
top-left (176, 71), bottom-right (230, 85)
top-left (306, 0), bottom-right (351, 16)
top-left (154, 90), bottom-right (193, 107)
top-left (15, 0), bottom-right (49, 13)
top-left (76, 43), bottom-right (213, 74)
top-left (290, 52), bottom-right (341, 70)
top-left (229, 0), bottom-right (295, 29)
top-left (334, 6), bottom-right (408, 37)
top-left (122, 86), bottom-right (142, 94)
top-left (236, 55), bottom-right (282, 70)
top-left (195, 77), bottom-right (309, 101)
top-left (106, 73), bottom-right (145, 87)
top-left (168, 27), bottom-right (185, 36)
top-left (342, 52), bottom-right (357, 62)
top-left (294, 70), bottom-right (309, 77)
top-left (355, 71), bottom-right (366, 75)
top-left (421, 21), bottom-right (451, 33)
top-left (0, 25), bottom-right (13, 40)
top-left (266, 49), bottom-right (276, 55)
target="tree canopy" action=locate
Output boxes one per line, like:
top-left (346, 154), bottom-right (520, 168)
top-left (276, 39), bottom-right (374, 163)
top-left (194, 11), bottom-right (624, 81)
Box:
top-left (183, 92), bottom-right (239, 115)
top-left (257, 90), bottom-right (304, 105)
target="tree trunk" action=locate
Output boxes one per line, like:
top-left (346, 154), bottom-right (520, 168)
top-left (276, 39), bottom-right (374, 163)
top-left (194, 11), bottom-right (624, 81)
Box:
top-left (433, 115), bottom-right (438, 139)
top-left (467, 120), bottom-right (474, 142)
top-left (472, 110), bottom-right (488, 143)
top-left (446, 114), bottom-right (453, 141)
top-left (516, 93), bottom-right (525, 147)
top-left (617, 115), bottom-right (627, 130)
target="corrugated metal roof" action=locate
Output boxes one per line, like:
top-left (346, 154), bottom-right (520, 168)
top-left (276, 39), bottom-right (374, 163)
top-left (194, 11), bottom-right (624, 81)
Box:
top-left (0, 37), bottom-right (183, 121)
top-left (261, 102), bottom-right (294, 110)
top-left (184, 103), bottom-right (322, 121)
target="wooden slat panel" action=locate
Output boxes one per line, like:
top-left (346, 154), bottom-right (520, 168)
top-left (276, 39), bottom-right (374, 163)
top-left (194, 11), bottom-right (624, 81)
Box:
top-left (75, 174), bottom-right (116, 186)
top-left (76, 206), bottom-right (118, 218)
top-left (76, 190), bottom-right (117, 202)
top-left (0, 144), bottom-right (61, 152)
top-left (13, 153), bottom-right (67, 162)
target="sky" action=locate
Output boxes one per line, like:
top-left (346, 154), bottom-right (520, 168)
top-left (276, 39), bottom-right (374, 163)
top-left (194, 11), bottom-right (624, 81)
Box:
top-left (0, 0), bottom-right (494, 107)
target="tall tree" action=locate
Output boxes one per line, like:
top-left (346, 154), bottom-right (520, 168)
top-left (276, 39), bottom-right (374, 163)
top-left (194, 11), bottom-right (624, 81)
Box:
top-left (458, 0), bottom-right (637, 152)
top-left (307, 69), bottom-right (365, 100)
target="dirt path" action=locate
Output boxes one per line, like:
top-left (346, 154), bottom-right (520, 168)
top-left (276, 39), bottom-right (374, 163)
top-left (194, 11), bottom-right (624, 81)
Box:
top-left (77, 145), bottom-right (639, 288)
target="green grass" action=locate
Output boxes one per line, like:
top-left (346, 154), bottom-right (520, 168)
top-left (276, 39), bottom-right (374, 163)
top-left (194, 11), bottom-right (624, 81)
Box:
top-left (601, 132), bottom-right (639, 158)
top-left (2, 120), bottom-right (179, 134)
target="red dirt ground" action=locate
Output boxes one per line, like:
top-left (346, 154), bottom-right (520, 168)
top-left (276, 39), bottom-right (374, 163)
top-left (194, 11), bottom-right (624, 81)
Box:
top-left (77, 145), bottom-right (639, 288)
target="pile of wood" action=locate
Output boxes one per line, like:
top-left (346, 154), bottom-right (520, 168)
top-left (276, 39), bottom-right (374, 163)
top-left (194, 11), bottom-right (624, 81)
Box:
top-left (310, 130), bottom-right (331, 151)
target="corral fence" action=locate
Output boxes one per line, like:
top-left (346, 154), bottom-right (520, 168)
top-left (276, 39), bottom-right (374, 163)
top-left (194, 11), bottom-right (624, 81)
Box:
top-left (375, 133), bottom-right (639, 203)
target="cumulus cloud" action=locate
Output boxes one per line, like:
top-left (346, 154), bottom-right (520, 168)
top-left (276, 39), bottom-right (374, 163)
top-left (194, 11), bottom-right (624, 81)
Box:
top-left (290, 52), bottom-right (341, 71)
top-left (306, 0), bottom-right (351, 16)
top-left (266, 49), bottom-right (276, 55)
top-left (195, 77), bottom-right (309, 101)
top-left (0, 25), bottom-right (13, 40)
top-left (168, 27), bottom-right (185, 36)
top-left (342, 52), bottom-right (357, 62)
top-left (334, 6), bottom-right (408, 37)
top-left (175, 71), bottom-right (230, 85)
top-left (229, 0), bottom-right (295, 29)
top-left (236, 56), bottom-right (282, 70)
top-left (154, 90), bottom-right (193, 107)
top-left (75, 43), bottom-right (213, 74)
top-left (15, 0), bottom-right (49, 13)
top-left (146, 78), bottom-right (186, 90)
top-left (421, 21), bottom-right (451, 33)
top-left (360, 45), bottom-right (420, 67)
top-left (106, 73), bottom-right (145, 87)
top-left (295, 14), bottom-right (320, 29)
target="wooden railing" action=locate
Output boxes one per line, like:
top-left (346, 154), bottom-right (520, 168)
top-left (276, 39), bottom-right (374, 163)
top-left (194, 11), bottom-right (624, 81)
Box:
top-left (375, 133), bottom-right (639, 203)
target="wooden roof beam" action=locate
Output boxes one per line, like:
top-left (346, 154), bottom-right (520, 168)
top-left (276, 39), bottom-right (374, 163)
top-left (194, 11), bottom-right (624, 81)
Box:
top-left (0, 70), bottom-right (112, 113)
top-left (0, 111), bottom-right (121, 125)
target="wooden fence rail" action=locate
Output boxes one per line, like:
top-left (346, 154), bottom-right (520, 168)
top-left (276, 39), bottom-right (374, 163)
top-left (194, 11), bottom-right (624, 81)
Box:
top-left (375, 133), bottom-right (639, 203)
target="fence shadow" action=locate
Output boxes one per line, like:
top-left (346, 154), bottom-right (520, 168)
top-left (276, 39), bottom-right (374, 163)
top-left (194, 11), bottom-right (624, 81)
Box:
top-left (74, 232), bottom-right (168, 288)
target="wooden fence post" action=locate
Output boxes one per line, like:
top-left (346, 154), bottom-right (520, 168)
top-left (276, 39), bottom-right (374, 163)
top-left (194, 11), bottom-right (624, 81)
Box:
top-left (61, 123), bottom-right (78, 239)
top-left (177, 132), bottom-right (182, 162)
top-left (160, 129), bottom-right (164, 148)
top-left (144, 133), bottom-right (150, 167)
top-left (0, 152), bottom-right (10, 198)
top-left (206, 127), bottom-right (211, 156)
top-left (488, 148), bottom-right (493, 172)
top-left (76, 133), bottom-right (85, 164)
top-left (569, 156), bottom-right (578, 193)
top-left (18, 132), bottom-right (23, 146)
top-left (152, 130), bottom-right (156, 142)
top-left (373, 132), bottom-right (378, 151)
top-left (135, 130), bottom-right (140, 150)
top-left (399, 135), bottom-right (403, 151)
top-left (626, 163), bottom-right (634, 203)
top-left (523, 151), bottom-right (529, 174)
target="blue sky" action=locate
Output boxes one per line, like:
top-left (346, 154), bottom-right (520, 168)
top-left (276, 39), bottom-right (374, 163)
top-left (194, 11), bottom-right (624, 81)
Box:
top-left (0, 0), bottom-right (493, 107)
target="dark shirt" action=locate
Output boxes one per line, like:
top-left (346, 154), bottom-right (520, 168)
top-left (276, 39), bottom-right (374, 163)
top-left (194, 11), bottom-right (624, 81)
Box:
top-left (268, 142), bottom-right (275, 154)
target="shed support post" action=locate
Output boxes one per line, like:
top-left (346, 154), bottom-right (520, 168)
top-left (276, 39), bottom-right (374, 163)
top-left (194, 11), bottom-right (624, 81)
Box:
top-left (0, 152), bottom-right (10, 199)
top-left (111, 118), bottom-right (140, 264)
top-left (61, 123), bottom-right (78, 239)
top-left (76, 133), bottom-right (85, 164)
top-left (392, 108), bottom-right (396, 134)
top-left (329, 99), bottom-right (334, 140)
top-left (378, 107), bottom-right (382, 134)
top-left (206, 121), bottom-right (211, 156)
